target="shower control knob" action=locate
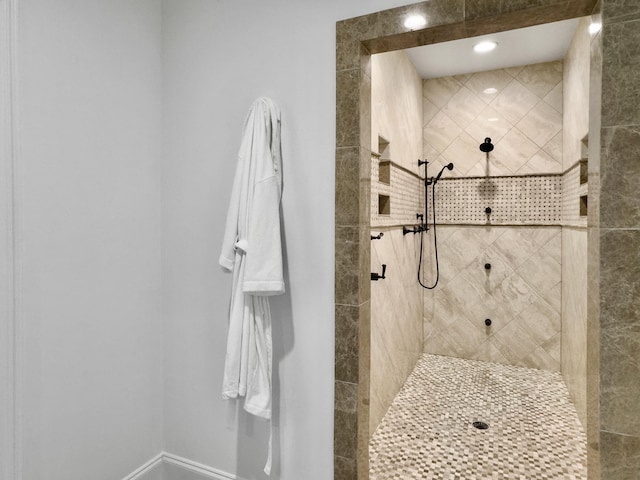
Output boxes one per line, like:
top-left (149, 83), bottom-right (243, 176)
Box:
top-left (485, 319), bottom-right (492, 326)
top-left (485, 263), bottom-right (491, 270)
top-left (485, 207), bottom-right (492, 215)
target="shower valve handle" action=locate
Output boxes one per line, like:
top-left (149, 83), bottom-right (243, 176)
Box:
top-left (371, 264), bottom-right (387, 281)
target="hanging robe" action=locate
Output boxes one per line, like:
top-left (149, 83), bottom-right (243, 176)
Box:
top-left (219, 97), bottom-right (284, 472)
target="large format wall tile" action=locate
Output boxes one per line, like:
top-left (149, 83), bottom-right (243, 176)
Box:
top-left (369, 51), bottom-right (424, 435)
top-left (423, 226), bottom-right (562, 371)
top-left (423, 60), bottom-right (564, 177)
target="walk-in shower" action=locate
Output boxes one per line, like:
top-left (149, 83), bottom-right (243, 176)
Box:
top-left (365, 14), bottom-right (591, 479)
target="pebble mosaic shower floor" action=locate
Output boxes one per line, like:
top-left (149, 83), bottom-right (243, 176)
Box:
top-left (369, 354), bottom-right (587, 480)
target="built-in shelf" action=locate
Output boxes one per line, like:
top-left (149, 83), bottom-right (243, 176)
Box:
top-left (580, 134), bottom-right (589, 188)
top-left (581, 134), bottom-right (589, 159)
top-left (580, 195), bottom-right (588, 217)
top-left (379, 161), bottom-right (391, 184)
top-left (378, 136), bottom-right (390, 160)
top-left (378, 194), bottom-right (390, 216)
top-left (579, 159), bottom-right (588, 185)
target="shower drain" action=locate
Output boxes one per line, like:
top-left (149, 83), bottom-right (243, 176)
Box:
top-left (472, 421), bottom-right (489, 430)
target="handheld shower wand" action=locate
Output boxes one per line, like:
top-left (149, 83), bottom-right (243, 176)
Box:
top-left (418, 161), bottom-right (454, 289)
top-left (433, 163), bottom-right (454, 183)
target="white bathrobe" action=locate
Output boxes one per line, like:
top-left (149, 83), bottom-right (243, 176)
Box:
top-left (219, 98), bottom-right (284, 441)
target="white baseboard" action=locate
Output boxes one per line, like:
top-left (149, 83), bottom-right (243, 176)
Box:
top-left (123, 452), bottom-right (248, 480)
top-left (123, 453), bottom-right (164, 480)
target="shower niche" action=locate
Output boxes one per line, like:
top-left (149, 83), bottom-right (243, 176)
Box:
top-left (374, 136), bottom-right (391, 216)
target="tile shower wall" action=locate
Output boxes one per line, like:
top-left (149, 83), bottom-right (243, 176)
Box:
top-left (423, 61), bottom-right (563, 177)
top-left (422, 61), bottom-right (564, 372)
top-left (423, 225), bottom-right (562, 370)
top-left (369, 51), bottom-right (423, 435)
top-left (561, 16), bottom-right (591, 429)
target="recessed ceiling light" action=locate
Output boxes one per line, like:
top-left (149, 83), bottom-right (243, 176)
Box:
top-left (404, 14), bottom-right (427, 30)
top-left (487, 117), bottom-right (499, 122)
top-left (474, 40), bottom-right (498, 53)
top-left (589, 22), bottom-right (602, 35)
top-left (483, 87), bottom-right (498, 94)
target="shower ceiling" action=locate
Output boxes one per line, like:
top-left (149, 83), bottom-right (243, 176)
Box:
top-left (405, 18), bottom-right (580, 79)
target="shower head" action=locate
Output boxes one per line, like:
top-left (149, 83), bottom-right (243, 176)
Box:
top-left (434, 163), bottom-right (454, 183)
top-left (480, 137), bottom-right (494, 153)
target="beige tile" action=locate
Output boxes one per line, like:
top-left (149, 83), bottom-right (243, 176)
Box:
top-left (490, 79), bottom-right (540, 125)
top-left (424, 331), bottom-right (462, 358)
top-left (465, 68), bottom-right (513, 104)
top-left (423, 96), bottom-right (439, 125)
top-left (544, 82), bottom-right (563, 113)
top-left (423, 76), bottom-right (462, 109)
top-left (423, 110), bottom-right (463, 154)
top-left (493, 272), bottom-right (538, 320)
top-left (472, 339), bottom-right (510, 364)
top-left (441, 131), bottom-right (483, 175)
top-left (516, 150), bottom-right (562, 174)
top-left (504, 65), bottom-right (525, 77)
top-left (453, 72), bottom-right (473, 84)
top-left (443, 86), bottom-right (486, 129)
top-left (492, 127), bottom-right (540, 173)
top-left (493, 319), bottom-right (537, 364)
top-left (543, 130), bottom-right (563, 164)
top-left (519, 297), bottom-right (561, 347)
top-left (465, 105), bottom-right (512, 144)
top-left (516, 100), bottom-right (563, 148)
top-left (516, 60), bottom-right (563, 98)
top-left (517, 248), bottom-right (561, 297)
top-left (519, 345), bottom-right (559, 371)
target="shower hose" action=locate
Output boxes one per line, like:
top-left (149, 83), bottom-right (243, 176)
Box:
top-left (418, 179), bottom-right (440, 290)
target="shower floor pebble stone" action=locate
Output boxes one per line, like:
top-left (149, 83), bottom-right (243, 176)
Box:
top-left (369, 354), bottom-right (587, 480)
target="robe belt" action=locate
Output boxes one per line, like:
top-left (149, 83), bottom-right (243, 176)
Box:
top-left (234, 238), bottom-right (248, 253)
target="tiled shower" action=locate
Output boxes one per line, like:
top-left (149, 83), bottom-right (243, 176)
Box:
top-left (335, 1), bottom-right (640, 478)
top-left (369, 16), bottom-right (592, 448)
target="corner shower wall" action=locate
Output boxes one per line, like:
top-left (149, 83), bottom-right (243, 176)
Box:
top-left (422, 60), bottom-right (565, 373)
top-left (369, 51), bottom-right (424, 434)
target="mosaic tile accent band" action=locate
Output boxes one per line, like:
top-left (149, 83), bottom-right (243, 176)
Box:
top-left (433, 175), bottom-right (562, 225)
top-left (372, 162), bottom-right (569, 226)
top-left (370, 354), bottom-right (587, 480)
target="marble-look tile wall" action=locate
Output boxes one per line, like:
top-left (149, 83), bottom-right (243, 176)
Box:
top-left (562, 16), bottom-right (591, 430)
top-left (562, 227), bottom-right (588, 425)
top-left (596, 2), bottom-right (640, 477)
top-left (422, 225), bottom-right (562, 370)
top-left (372, 51), bottom-right (422, 173)
top-left (369, 51), bottom-right (424, 434)
top-left (422, 62), bottom-right (564, 372)
top-left (370, 229), bottom-right (423, 434)
top-left (423, 61), bottom-right (563, 177)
